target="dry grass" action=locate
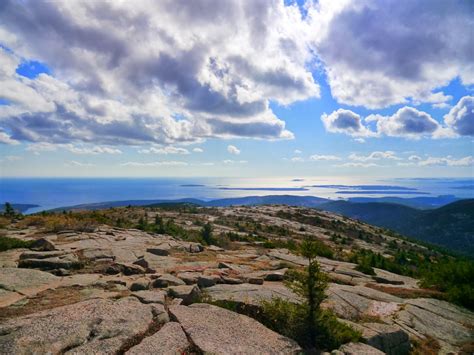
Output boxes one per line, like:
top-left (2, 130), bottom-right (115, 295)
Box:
top-left (18, 214), bottom-right (99, 233)
top-left (410, 335), bottom-right (441, 355)
top-left (365, 283), bottom-right (446, 300)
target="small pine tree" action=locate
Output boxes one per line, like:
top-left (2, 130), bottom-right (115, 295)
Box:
top-left (286, 238), bottom-right (328, 347)
top-left (155, 215), bottom-right (165, 233)
top-left (137, 216), bottom-right (147, 231)
top-left (260, 237), bottom-right (360, 350)
top-left (4, 202), bottom-right (15, 218)
top-left (201, 222), bottom-right (213, 245)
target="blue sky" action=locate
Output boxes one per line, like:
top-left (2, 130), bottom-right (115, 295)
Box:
top-left (0, 0), bottom-right (472, 178)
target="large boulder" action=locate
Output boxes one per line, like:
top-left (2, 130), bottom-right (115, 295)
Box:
top-left (0, 297), bottom-right (159, 354)
top-left (18, 254), bottom-right (81, 270)
top-left (30, 238), bottom-right (57, 251)
top-left (167, 285), bottom-right (201, 305)
top-left (126, 322), bottom-right (190, 355)
top-left (146, 246), bottom-right (170, 256)
top-left (152, 274), bottom-right (185, 288)
top-left (131, 290), bottom-right (166, 305)
top-left (169, 303), bottom-right (301, 354)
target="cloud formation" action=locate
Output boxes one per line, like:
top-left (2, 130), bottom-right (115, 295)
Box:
top-left (26, 142), bottom-right (122, 155)
top-left (309, 154), bottom-right (341, 161)
top-left (349, 151), bottom-right (401, 162)
top-left (227, 145), bottom-right (241, 155)
top-left (368, 107), bottom-right (440, 138)
top-left (310, 0), bottom-right (473, 108)
top-left (138, 146), bottom-right (189, 155)
top-left (321, 109), bottom-right (374, 137)
top-left (120, 161), bottom-right (188, 167)
top-left (444, 96), bottom-right (474, 136)
top-left (0, 0), bottom-right (320, 146)
top-left (322, 96), bottom-right (472, 139)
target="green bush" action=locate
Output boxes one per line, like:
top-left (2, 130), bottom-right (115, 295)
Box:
top-left (420, 259), bottom-right (474, 310)
top-left (355, 261), bottom-right (376, 275)
top-left (0, 236), bottom-right (34, 252)
top-left (201, 222), bottom-right (214, 245)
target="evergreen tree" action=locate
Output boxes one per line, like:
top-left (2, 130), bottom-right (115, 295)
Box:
top-left (4, 202), bottom-right (15, 218)
top-left (154, 215), bottom-right (165, 233)
top-left (201, 222), bottom-right (213, 245)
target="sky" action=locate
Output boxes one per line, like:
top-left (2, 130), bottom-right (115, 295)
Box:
top-left (0, 0), bottom-right (473, 178)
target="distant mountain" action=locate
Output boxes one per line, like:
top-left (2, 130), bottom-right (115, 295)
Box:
top-left (318, 199), bottom-right (474, 256)
top-left (203, 195), bottom-right (328, 207)
top-left (52, 195), bottom-right (330, 211)
top-left (319, 201), bottom-right (418, 231)
top-left (346, 195), bottom-right (459, 209)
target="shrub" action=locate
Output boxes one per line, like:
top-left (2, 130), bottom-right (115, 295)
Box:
top-left (0, 236), bottom-right (34, 252)
top-left (355, 261), bottom-right (376, 275)
top-left (420, 259), bottom-right (474, 310)
top-left (3, 202), bottom-right (16, 218)
top-left (201, 222), bottom-right (214, 245)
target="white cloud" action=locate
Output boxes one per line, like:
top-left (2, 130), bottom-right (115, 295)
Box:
top-left (408, 155), bottom-right (422, 161)
top-left (25, 142), bottom-right (122, 155)
top-left (227, 145), bottom-right (241, 155)
top-left (193, 147), bottom-right (204, 153)
top-left (321, 109), bottom-right (375, 137)
top-left (293, 149), bottom-right (302, 154)
top-left (335, 162), bottom-right (379, 168)
top-left (353, 138), bottom-right (365, 144)
top-left (368, 107), bottom-right (441, 138)
top-left (291, 157), bottom-right (304, 162)
top-left (349, 151), bottom-right (401, 162)
top-left (309, 154), bottom-right (341, 161)
top-left (138, 146), bottom-right (189, 155)
top-left (65, 160), bottom-right (95, 167)
top-left (65, 145), bottom-right (122, 155)
top-left (0, 1), bottom-right (320, 145)
top-left (418, 156), bottom-right (473, 167)
top-left (322, 104), bottom-right (466, 139)
top-left (309, 0), bottom-right (473, 108)
top-left (433, 102), bottom-right (451, 109)
top-left (0, 131), bottom-right (19, 145)
top-left (444, 96), bottom-right (474, 136)
top-left (223, 159), bottom-right (247, 164)
top-left (120, 161), bottom-right (188, 167)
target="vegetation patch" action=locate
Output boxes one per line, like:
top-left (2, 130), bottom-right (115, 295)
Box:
top-left (0, 236), bottom-right (34, 252)
top-left (258, 238), bottom-right (361, 351)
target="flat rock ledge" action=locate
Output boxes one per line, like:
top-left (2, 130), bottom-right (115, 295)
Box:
top-left (0, 297), bottom-right (159, 354)
top-left (169, 303), bottom-right (302, 354)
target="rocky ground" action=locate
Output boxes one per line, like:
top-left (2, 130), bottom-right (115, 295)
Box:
top-left (0, 205), bottom-right (473, 354)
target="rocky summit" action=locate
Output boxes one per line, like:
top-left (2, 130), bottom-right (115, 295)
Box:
top-left (0, 204), bottom-right (473, 354)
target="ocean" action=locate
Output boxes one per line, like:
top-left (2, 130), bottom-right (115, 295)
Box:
top-left (0, 177), bottom-right (473, 213)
